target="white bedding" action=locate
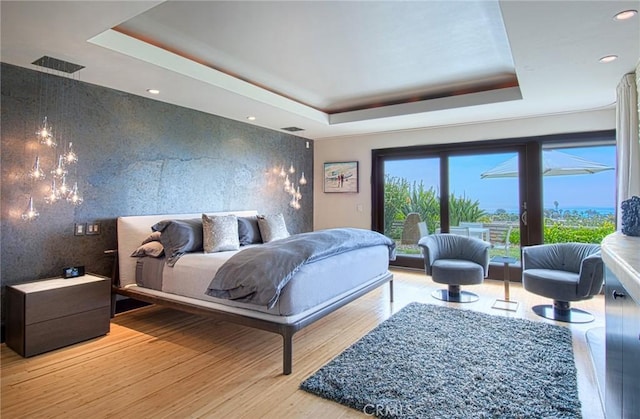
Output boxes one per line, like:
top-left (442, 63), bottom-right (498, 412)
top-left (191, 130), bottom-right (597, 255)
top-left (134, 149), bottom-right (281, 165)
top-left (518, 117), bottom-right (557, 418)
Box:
top-left (162, 245), bottom-right (390, 316)
top-left (117, 210), bottom-right (392, 321)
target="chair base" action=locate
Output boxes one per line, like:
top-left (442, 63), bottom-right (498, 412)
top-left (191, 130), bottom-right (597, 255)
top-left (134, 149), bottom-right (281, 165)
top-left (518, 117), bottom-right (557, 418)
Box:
top-left (532, 303), bottom-right (594, 324)
top-left (432, 285), bottom-right (478, 303)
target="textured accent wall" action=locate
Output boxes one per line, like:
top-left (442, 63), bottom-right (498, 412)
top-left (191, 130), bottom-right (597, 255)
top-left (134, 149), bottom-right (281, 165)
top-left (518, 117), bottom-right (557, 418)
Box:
top-left (1, 63), bottom-right (313, 294)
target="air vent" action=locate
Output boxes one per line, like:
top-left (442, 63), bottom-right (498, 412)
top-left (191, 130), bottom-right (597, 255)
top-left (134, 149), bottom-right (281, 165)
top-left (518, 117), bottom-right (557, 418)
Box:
top-left (281, 126), bottom-right (305, 132)
top-left (32, 56), bottom-right (85, 74)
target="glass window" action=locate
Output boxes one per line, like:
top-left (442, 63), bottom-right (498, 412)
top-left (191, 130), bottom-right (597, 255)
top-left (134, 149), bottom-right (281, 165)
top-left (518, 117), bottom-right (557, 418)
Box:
top-left (383, 158), bottom-right (440, 257)
top-left (372, 129), bottom-right (615, 272)
top-left (542, 145), bottom-right (615, 245)
top-left (450, 152), bottom-right (521, 260)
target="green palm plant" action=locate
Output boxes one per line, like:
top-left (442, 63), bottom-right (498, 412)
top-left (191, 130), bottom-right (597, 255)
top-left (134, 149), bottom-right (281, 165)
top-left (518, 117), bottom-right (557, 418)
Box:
top-left (383, 176), bottom-right (411, 235)
top-left (449, 193), bottom-right (486, 226)
top-left (401, 181), bottom-right (440, 234)
top-left (384, 177), bottom-right (486, 237)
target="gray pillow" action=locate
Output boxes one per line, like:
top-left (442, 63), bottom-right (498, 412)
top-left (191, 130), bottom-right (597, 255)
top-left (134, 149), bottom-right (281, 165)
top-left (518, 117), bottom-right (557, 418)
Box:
top-left (238, 216), bottom-right (262, 245)
top-left (257, 213), bottom-right (290, 243)
top-left (141, 231), bottom-right (162, 244)
top-left (202, 214), bottom-right (240, 253)
top-left (131, 241), bottom-right (164, 258)
top-left (152, 218), bottom-right (203, 266)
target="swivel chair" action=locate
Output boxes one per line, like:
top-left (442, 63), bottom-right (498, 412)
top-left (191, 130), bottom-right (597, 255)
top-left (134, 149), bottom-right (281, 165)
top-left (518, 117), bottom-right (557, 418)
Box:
top-left (418, 234), bottom-right (490, 303)
top-left (522, 243), bottom-right (603, 323)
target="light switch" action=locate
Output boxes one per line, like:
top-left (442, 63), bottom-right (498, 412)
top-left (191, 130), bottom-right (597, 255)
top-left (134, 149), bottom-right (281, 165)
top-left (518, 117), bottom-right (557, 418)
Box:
top-left (74, 223), bottom-right (85, 236)
top-left (357, 204), bottom-right (364, 212)
top-left (87, 222), bottom-right (101, 235)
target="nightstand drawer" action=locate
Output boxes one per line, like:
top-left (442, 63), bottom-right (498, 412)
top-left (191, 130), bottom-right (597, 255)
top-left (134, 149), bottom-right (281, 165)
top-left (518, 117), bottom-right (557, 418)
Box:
top-left (24, 279), bottom-right (110, 324)
top-left (6, 274), bottom-right (111, 357)
top-left (22, 306), bottom-right (111, 357)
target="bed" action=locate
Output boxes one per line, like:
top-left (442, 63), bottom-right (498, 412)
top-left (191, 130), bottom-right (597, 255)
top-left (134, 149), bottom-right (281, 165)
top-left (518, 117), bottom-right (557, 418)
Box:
top-left (114, 210), bottom-right (395, 375)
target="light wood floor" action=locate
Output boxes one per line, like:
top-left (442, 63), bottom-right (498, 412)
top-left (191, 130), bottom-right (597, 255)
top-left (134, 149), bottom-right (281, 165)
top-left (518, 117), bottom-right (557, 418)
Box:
top-left (1, 269), bottom-right (605, 418)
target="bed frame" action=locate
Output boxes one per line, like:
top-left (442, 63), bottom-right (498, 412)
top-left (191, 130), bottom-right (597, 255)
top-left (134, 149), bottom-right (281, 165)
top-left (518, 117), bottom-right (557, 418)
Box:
top-left (113, 211), bottom-right (394, 375)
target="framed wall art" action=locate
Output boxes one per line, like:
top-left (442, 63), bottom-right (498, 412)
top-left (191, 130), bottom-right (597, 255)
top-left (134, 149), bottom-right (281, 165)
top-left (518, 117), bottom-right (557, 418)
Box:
top-left (324, 161), bottom-right (359, 193)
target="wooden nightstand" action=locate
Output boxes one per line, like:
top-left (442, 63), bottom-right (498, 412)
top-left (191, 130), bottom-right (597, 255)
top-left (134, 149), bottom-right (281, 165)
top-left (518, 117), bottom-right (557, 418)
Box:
top-left (5, 274), bottom-right (111, 357)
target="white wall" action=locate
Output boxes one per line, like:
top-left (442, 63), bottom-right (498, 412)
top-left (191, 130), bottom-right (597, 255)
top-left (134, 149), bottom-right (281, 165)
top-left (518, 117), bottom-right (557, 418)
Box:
top-left (313, 109), bottom-right (615, 230)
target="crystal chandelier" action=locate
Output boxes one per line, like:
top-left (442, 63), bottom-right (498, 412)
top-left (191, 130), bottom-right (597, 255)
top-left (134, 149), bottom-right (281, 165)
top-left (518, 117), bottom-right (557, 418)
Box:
top-left (21, 196), bottom-right (40, 221)
top-left (44, 178), bottom-right (60, 204)
top-left (37, 116), bottom-right (56, 148)
top-left (270, 162), bottom-right (307, 210)
top-left (21, 56), bottom-right (85, 221)
top-left (28, 156), bottom-right (46, 181)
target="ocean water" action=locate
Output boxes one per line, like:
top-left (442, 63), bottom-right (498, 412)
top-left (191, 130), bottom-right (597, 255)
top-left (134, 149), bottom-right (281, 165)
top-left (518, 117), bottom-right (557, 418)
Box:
top-left (552, 207), bottom-right (615, 215)
top-left (484, 206), bottom-right (615, 215)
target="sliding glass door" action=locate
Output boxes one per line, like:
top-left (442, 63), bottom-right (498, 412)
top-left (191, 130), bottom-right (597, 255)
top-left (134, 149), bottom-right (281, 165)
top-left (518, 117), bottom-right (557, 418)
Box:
top-left (383, 157), bottom-right (440, 259)
top-left (373, 144), bottom-right (528, 271)
top-left (372, 130), bottom-right (615, 274)
top-left (449, 152), bottom-right (521, 261)
top-left (541, 144), bottom-right (616, 245)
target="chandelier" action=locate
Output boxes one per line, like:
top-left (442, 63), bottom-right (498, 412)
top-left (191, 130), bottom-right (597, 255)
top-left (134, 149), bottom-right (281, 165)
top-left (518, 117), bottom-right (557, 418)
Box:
top-left (269, 163), bottom-right (307, 210)
top-left (22, 56), bottom-right (85, 221)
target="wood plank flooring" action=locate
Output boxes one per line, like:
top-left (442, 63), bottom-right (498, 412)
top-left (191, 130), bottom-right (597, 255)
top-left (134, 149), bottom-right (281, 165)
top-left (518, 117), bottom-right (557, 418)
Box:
top-left (1, 269), bottom-right (605, 418)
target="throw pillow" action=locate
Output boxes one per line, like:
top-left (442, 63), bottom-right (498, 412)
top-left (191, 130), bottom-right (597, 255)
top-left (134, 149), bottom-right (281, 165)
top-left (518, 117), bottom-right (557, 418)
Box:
top-left (131, 241), bottom-right (164, 258)
top-left (141, 231), bottom-right (162, 244)
top-left (151, 218), bottom-right (203, 266)
top-left (257, 213), bottom-right (290, 243)
top-left (202, 214), bottom-right (240, 253)
top-left (237, 216), bottom-right (262, 245)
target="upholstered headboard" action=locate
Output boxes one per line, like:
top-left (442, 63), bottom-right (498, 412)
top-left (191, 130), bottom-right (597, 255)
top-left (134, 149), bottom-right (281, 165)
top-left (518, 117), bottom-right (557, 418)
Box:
top-left (116, 210), bottom-right (258, 287)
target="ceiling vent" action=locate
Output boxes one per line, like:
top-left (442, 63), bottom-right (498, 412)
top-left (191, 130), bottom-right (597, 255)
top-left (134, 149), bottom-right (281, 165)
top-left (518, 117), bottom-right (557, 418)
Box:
top-left (32, 56), bottom-right (85, 74)
top-left (281, 126), bottom-right (305, 132)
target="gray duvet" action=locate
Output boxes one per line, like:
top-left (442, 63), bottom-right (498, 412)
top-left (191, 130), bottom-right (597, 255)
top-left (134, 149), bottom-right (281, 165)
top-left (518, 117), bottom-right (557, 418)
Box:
top-left (205, 228), bottom-right (396, 308)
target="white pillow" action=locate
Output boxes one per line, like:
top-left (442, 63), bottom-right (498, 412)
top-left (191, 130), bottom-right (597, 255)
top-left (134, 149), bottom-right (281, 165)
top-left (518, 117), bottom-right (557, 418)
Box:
top-left (202, 214), bottom-right (240, 253)
top-left (257, 213), bottom-right (290, 243)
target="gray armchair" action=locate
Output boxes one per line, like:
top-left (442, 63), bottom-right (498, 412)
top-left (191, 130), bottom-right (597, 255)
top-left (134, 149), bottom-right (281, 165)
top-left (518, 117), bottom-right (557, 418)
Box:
top-left (418, 234), bottom-right (491, 302)
top-left (522, 243), bottom-right (603, 323)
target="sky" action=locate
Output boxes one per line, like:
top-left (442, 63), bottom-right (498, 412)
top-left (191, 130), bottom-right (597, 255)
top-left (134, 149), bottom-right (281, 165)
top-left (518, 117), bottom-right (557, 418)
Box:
top-left (385, 145), bottom-right (616, 213)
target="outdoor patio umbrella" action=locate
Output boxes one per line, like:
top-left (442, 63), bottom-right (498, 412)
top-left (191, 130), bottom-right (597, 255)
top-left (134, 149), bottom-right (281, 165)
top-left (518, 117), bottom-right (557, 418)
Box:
top-left (480, 150), bottom-right (614, 178)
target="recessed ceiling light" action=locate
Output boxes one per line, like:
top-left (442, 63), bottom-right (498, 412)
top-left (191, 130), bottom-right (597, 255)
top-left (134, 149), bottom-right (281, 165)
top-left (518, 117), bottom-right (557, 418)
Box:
top-left (614, 10), bottom-right (637, 20)
top-left (599, 55), bottom-right (618, 63)
top-left (247, 116), bottom-right (256, 121)
top-left (147, 89), bottom-right (160, 95)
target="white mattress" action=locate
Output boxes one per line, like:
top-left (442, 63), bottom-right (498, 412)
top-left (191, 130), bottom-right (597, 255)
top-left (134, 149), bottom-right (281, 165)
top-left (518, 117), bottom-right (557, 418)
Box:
top-left (161, 244), bottom-right (391, 316)
top-left (123, 268), bottom-right (391, 325)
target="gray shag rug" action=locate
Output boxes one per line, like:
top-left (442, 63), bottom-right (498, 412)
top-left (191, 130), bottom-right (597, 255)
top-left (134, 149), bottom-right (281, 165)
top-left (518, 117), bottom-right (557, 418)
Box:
top-left (300, 302), bottom-right (581, 418)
